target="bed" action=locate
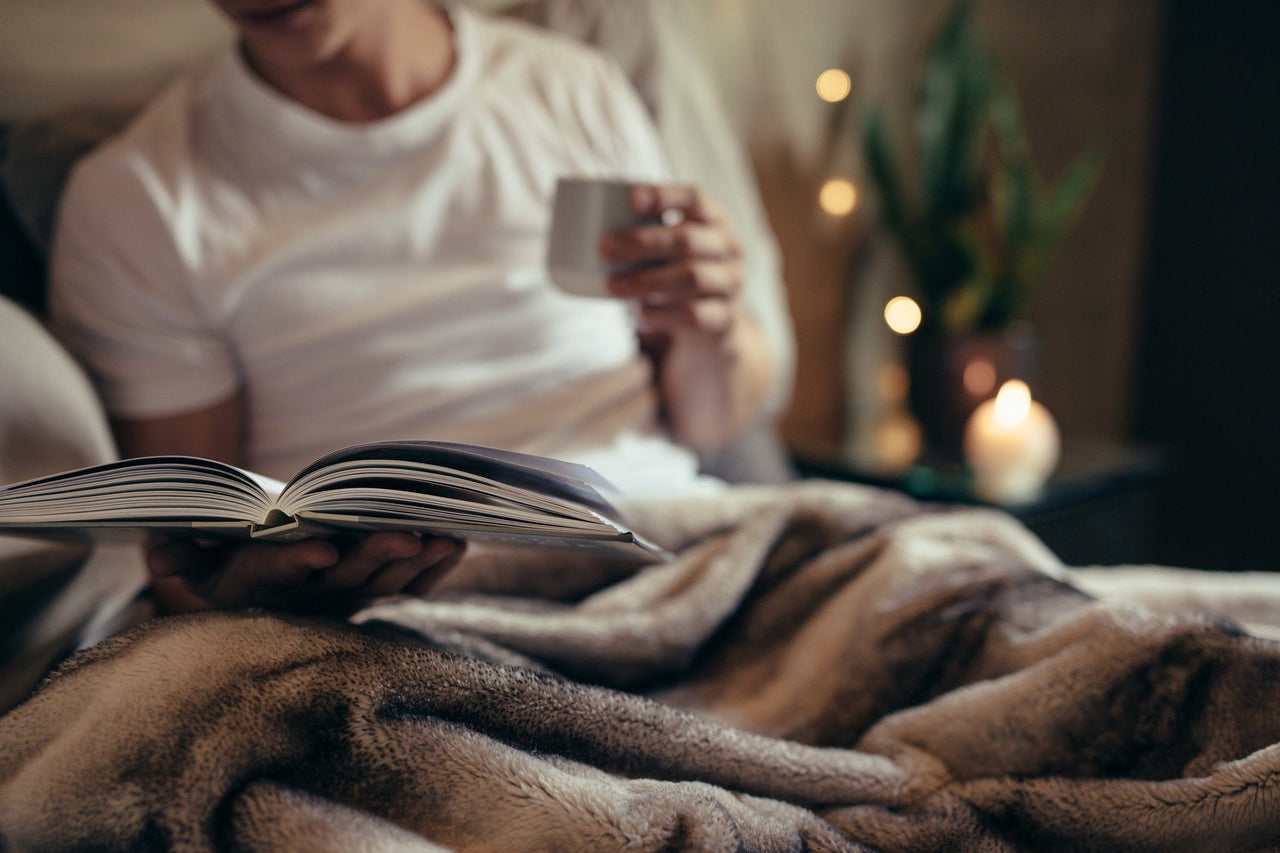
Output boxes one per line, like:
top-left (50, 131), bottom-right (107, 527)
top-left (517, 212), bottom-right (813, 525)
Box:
top-left (3, 2), bottom-right (1280, 849)
top-left (4, 480), bottom-right (1280, 850)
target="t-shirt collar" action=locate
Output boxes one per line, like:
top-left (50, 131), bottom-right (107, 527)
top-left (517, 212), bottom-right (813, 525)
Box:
top-left (209, 2), bottom-right (479, 157)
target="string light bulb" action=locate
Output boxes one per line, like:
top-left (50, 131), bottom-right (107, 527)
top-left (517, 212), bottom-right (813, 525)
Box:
top-left (963, 358), bottom-right (997, 396)
top-left (815, 68), bottom-right (852, 103)
top-left (819, 178), bottom-right (858, 216)
top-left (883, 296), bottom-right (922, 335)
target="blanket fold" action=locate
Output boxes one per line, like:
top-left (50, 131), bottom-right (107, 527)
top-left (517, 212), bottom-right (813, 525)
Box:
top-left (2, 481), bottom-right (1278, 851)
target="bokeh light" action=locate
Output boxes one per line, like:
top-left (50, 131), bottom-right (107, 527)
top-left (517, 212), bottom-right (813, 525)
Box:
top-left (963, 358), bottom-right (997, 397)
top-left (873, 412), bottom-right (923, 472)
top-left (883, 296), bottom-right (922, 335)
top-left (819, 178), bottom-right (858, 216)
top-left (815, 68), bottom-right (852, 103)
top-left (877, 362), bottom-right (909, 405)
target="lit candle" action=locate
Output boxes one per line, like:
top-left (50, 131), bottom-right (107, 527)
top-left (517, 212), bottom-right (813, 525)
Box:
top-left (963, 380), bottom-right (1061, 503)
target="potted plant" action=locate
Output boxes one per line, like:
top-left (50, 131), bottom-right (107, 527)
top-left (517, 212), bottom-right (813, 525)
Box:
top-left (861, 0), bottom-right (1100, 457)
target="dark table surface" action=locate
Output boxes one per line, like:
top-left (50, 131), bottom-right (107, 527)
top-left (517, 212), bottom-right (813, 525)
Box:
top-left (793, 439), bottom-right (1167, 566)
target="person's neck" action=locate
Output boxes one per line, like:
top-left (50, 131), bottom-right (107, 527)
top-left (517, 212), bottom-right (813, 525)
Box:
top-left (244, 1), bottom-right (456, 124)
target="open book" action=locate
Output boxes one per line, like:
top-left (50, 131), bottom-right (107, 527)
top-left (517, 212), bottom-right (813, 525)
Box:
top-left (0, 441), bottom-right (670, 561)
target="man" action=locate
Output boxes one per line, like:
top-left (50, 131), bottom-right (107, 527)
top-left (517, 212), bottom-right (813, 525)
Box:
top-left (51, 0), bottom-right (778, 614)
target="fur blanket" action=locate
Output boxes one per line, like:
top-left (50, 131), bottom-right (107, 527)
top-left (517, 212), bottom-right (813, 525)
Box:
top-left (2, 481), bottom-right (1279, 851)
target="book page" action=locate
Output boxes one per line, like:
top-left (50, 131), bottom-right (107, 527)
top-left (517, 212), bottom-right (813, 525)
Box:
top-left (281, 441), bottom-right (620, 516)
top-left (0, 456), bottom-right (274, 528)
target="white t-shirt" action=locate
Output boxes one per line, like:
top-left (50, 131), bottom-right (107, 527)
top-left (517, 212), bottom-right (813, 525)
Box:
top-left (51, 7), bottom-right (714, 497)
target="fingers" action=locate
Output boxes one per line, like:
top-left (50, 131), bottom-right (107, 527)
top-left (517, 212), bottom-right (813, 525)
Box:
top-left (600, 222), bottom-right (740, 266)
top-left (609, 257), bottom-right (743, 336)
top-left (366, 537), bottom-right (466, 598)
top-left (404, 541), bottom-right (466, 597)
top-left (151, 536), bottom-right (336, 585)
top-left (317, 533), bottom-right (464, 599)
top-left (315, 532), bottom-right (425, 589)
top-left (146, 532), bottom-right (465, 614)
top-left (636, 299), bottom-right (738, 336)
top-left (204, 540), bottom-right (340, 607)
top-left (598, 185), bottom-right (745, 338)
top-left (628, 184), bottom-right (729, 225)
top-left (259, 540), bottom-right (343, 586)
top-left (609, 258), bottom-right (742, 304)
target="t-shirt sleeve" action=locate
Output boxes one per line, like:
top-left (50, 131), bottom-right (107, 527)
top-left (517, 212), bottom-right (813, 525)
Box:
top-left (48, 155), bottom-right (240, 420)
top-left (591, 57), bottom-right (672, 184)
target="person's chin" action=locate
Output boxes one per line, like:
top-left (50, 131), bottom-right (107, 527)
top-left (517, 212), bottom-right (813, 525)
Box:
top-left (238, 3), bottom-right (339, 67)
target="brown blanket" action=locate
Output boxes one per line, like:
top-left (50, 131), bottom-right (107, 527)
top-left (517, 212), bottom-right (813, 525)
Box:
top-left (2, 481), bottom-right (1278, 851)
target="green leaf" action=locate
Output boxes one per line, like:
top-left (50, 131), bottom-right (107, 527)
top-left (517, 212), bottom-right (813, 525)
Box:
top-left (859, 0), bottom-right (1102, 329)
top-left (863, 106), bottom-right (927, 286)
top-left (919, 1), bottom-right (994, 233)
top-left (1029, 146), bottom-right (1103, 285)
top-left (1039, 147), bottom-right (1102, 246)
top-left (990, 87), bottom-right (1033, 258)
top-left (942, 276), bottom-right (990, 334)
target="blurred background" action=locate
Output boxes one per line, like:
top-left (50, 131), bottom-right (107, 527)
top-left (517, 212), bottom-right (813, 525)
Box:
top-left (0, 0), bottom-right (1275, 571)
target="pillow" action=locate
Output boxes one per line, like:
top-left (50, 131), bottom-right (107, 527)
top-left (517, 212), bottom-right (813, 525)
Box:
top-left (0, 295), bottom-right (145, 713)
top-left (0, 295), bottom-right (116, 482)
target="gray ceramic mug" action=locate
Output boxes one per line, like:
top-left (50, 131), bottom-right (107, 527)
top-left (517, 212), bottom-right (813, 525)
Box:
top-left (546, 177), bottom-right (663, 298)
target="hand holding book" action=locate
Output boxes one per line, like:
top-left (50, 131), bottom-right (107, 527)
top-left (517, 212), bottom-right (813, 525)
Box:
top-left (0, 440), bottom-right (666, 557)
top-left (146, 531), bottom-right (465, 616)
top-left (0, 440), bottom-right (669, 614)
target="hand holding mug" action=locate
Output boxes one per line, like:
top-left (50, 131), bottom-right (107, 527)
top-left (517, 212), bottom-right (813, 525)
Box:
top-left (598, 184), bottom-right (745, 338)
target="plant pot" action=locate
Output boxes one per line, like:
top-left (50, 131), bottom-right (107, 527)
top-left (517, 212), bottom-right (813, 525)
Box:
top-left (906, 324), bottom-right (1040, 462)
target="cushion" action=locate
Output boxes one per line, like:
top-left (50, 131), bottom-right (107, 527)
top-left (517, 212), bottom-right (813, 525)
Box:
top-left (0, 296), bottom-right (145, 713)
top-left (0, 295), bottom-right (116, 482)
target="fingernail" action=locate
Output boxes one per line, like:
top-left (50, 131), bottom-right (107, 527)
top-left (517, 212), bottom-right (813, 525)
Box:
top-left (631, 186), bottom-right (654, 211)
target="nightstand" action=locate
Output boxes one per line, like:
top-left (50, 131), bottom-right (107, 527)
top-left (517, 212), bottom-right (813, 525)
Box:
top-left (793, 440), bottom-right (1166, 566)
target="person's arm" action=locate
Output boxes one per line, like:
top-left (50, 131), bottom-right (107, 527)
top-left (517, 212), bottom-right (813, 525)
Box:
top-left (116, 395), bottom-right (464, 617)
top-left (113, 391), bottom-right (247, 463)
top-left (602, 184), bottom-right (774, 452)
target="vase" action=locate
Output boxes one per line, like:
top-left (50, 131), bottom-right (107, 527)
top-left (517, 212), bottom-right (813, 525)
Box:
top-left (906, 324), bottom-right (1040, 462)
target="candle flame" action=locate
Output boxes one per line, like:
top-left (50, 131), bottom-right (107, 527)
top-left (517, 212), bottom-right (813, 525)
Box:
top-left (993, 380), bottom-right (1031, 428)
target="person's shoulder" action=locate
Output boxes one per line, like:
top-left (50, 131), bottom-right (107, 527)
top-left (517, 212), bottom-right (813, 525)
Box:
top-left (62, 69), bottom-right (207, 225)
